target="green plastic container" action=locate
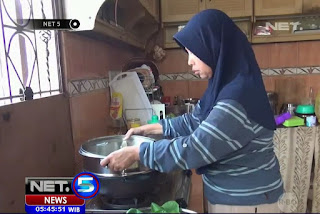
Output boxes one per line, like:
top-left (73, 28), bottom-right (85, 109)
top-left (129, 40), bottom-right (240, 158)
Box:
top-left (295, 105), bottom-right (315, 114)
top-left (147, 115), bottom-right (159, 124)
top-left (283, 116), bottom-right (305, 127)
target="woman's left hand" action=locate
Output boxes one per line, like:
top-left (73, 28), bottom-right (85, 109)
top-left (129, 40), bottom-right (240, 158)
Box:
top-left (100, 146), bottom-right (140, 172)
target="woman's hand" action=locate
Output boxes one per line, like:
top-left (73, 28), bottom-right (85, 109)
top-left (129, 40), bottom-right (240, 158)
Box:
top-left (123, 127), bottom-right (144, 140)
top-left (124, 124), bottom-right (163, 140)
top-left (100, 146), bottom-right (140, 172)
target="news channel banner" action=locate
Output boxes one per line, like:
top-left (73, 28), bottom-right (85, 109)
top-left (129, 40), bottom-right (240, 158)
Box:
top-left (20, 19), bottom-right (80, 30)
top-left (25, 172), bottom-right (100, 213)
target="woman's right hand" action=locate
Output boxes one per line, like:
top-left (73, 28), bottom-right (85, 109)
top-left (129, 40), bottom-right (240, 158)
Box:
top-left (123, 127), bottom-right (144, 140)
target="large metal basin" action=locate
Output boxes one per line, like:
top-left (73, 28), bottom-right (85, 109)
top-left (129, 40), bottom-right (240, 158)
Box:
top-left (79, 135), bottom-right (159, 198)
top-left (79, 135), bottom-right (155, 177)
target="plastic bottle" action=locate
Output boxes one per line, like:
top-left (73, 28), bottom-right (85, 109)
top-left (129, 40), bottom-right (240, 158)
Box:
top-left (147, 115), bottom-right (159, 124)
top-left (309, 87), bottom-right (315, 105)
top-left (315, 91), bottom-right (320, 123)
top-left (275, 112), bottom-right (292, 126)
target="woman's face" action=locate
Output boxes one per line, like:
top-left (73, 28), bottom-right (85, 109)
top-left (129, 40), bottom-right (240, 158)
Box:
top-left (186, 48), bottom-right (213, 79)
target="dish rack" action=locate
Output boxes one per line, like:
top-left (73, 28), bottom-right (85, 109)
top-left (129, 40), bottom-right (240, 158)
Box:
top-left (122, 58), bottom-right (162, 104)
top-left (109, 71), bottom-right (158, 134)
top-left (109, 59), bottom-right (163, 134)
top-left (125, 67), bottom-right (162, 104)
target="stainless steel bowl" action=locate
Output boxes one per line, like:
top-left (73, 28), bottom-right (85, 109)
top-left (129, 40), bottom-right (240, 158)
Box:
top-left (79, 135), bottom-right (155, 177)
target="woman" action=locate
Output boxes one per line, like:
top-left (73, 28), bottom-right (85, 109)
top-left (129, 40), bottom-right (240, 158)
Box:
top-left (101, 9), bottom-right (283, 213)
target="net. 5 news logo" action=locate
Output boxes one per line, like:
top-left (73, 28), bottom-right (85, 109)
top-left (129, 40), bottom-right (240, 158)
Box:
top-left (25, 172), bottom-right (100, 214)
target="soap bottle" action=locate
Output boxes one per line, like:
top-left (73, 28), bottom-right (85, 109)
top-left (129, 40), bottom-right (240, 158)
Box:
top-left (147, 115), bottom-right (159, 124)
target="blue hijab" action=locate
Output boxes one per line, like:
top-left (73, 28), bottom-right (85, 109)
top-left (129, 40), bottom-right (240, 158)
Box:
top-left (173, 9), bottom-right (276, 130)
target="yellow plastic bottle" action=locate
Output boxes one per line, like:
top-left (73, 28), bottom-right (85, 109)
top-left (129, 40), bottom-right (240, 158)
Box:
top-left (315, 91), bottom-right (320, 123)
top-left (110, 92), bottom-right (123, 120)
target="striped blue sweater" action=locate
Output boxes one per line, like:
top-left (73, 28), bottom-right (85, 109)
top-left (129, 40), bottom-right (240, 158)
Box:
top-left (139, 99), bottom-right (283, 205)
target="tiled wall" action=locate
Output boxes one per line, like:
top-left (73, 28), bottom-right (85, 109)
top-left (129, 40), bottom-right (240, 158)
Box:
top-left (157, 41), bottom-right (320, 111)
top-left (156, 49), bottom-right (208, 102)
top-left (60, 32), bottom-right (143, 173)
top-left (255, 41), bottom-right (320, 112)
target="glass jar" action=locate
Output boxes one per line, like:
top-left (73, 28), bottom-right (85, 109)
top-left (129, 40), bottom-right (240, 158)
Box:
top-left (127, 118), bottom-right (141, 129)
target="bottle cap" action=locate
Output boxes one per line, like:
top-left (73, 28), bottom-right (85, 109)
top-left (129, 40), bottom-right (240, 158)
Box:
top-left (148, 115), bottom-right (159, 124)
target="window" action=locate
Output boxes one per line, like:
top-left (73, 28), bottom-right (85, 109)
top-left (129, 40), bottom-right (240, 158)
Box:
top-left (0, 0), bottom-right (62, 106)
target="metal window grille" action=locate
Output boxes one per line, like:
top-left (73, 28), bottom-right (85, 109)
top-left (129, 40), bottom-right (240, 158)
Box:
top-left (0, 0), bottom-right (62, 106)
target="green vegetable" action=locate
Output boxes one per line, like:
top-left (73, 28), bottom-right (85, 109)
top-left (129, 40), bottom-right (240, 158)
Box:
top-left (126, 208), bottom-right (143, 213)
top-left (160, 201), bottom-right (180, 213)
top-left (151, 202), bottom-right (166, 213)
top-left (126, 201), bottom-right (181, 213)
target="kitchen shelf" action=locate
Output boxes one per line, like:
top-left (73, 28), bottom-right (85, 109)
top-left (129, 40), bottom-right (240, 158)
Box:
top-left (254, 13), bottom-right (320, 21)
top-left (252, 14), bottom-right (320, 43)
top-left (94, 18), bottom-right (145, 49)
top-left (75, 0), bottom-right (160, 50)
top-left (162, 19), bottom-right (252, 49)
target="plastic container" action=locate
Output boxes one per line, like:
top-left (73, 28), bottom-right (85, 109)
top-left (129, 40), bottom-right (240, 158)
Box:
top-left (306, 116), bottom-right (317, 127)
top-left (295, 105), bottom-right (315, 114)
top-left (275, 112), bottom-right (292, 125)
top-left (127, 118), bottom-right (141, 129)
top-left (295, 112), bottom-right (316, 123)
top-left (110, 92), bottom-right (123, 120)
top-left (283, 116), bottom-right (305, 127)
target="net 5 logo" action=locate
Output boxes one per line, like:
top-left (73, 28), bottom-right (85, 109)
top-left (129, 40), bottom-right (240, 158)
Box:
top-left (72, 172), bottom-right (100, 199)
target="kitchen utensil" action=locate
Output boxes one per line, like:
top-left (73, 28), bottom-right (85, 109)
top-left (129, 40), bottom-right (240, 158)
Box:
top-left (109, 72), bottom-right (152, 125)
top-left (295, 104), bottom-right (316, 124)
top-left (122, 58), bottom-right (160, 83)
top-left (283, 116), bottom-right (304, 127)
top-left (267, 92), bottom-right (278, 115)
top-left (126, 118), bottom-right (141, 129)
top-left (306, 116), bottom-right (317, 127)
top-left (294, 112), bottom-right (316, 124)
top-left (275, 112), bottom-right (291, 126)
top-left (295, 104), bottom-right (315, 114)
top-left (126, 67), bottom-right (154, 90)
top-left (279, 103), bottom-right (297, 115)
top-left (79, 135), bottom-right (160, 198)
top-left (184, 98), bottom-right (199, 113)
top-left (79, 135), bottom-right (154, 176)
